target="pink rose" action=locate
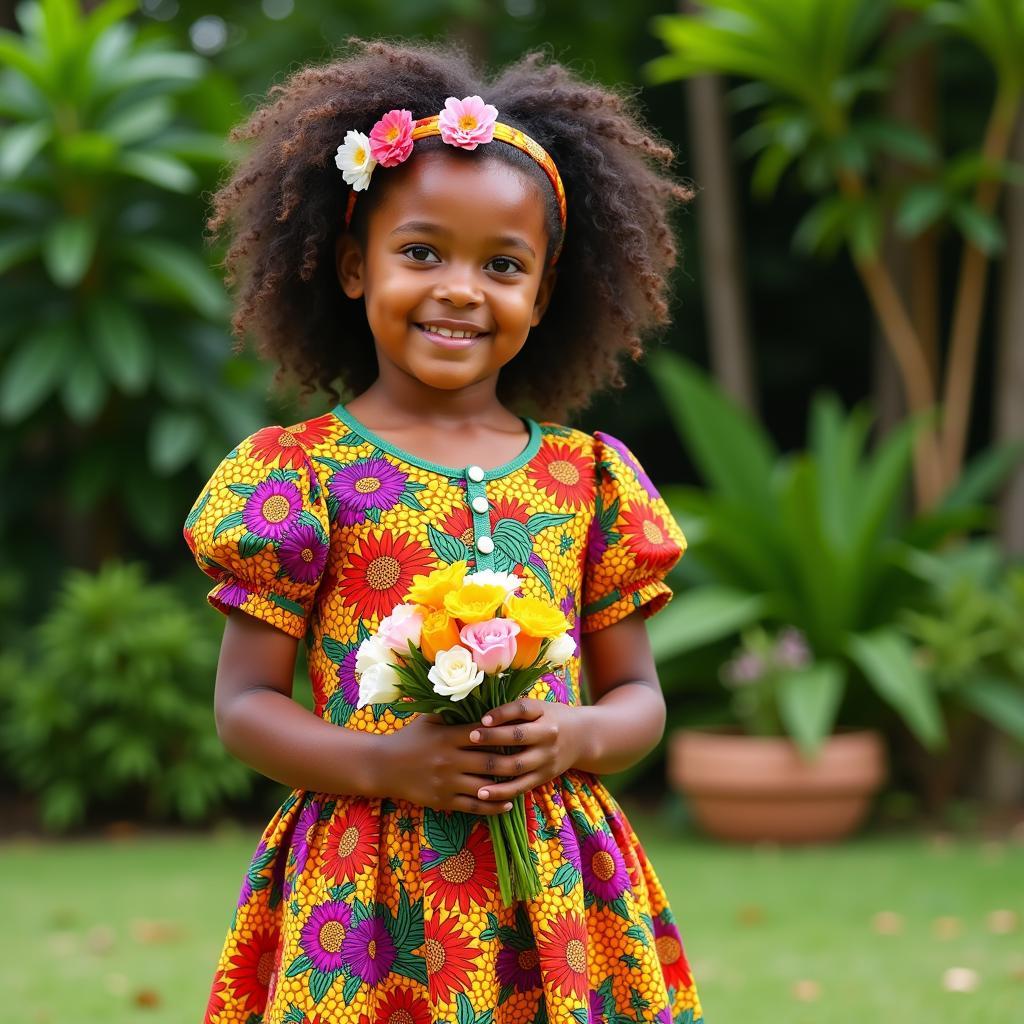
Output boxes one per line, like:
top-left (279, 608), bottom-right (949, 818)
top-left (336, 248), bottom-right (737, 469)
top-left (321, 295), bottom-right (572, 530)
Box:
top-left (438, 95), bottom-right (497, 151)
top-left (377, 603), bottom-right (424, 655)
top-left (459, 617), bottom-right (520, 675)
top-left (369, 108), bottom-right (414, 168)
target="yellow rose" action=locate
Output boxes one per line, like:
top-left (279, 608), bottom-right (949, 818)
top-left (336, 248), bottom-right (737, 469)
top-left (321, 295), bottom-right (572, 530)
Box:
top-left (504, 595), bottom-right (569, 639)
top-left (420, 608), bottom-right (461, 662)
top-left (443, 583), bottom-right (507, 625)
top-left (407, 561), bottom-right (468, 609)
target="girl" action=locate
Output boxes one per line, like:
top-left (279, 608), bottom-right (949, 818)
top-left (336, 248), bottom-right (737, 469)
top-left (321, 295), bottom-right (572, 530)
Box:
top-left (185, 37), bottom-right (704, 1024)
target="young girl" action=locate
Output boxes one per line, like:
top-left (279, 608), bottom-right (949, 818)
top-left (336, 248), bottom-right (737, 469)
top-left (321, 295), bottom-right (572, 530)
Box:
top-left (185, 37), bottom-right (704, 1024)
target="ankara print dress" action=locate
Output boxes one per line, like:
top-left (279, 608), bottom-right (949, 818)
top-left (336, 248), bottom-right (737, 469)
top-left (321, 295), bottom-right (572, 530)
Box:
top-left (185, 403), bottom-right (705, 1024)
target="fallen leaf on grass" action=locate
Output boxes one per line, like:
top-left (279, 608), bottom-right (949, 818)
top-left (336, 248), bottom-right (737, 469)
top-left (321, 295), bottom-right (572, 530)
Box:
top-left (985, 909), bottom-right (1019, 935)
top-left (735, 904), bottom-right (764, 926)
top-left (131, 919), bottom-right (184, 944)
top-left (872, 911), bottom-right (904, 935)
top-left (932, 916), bottom-right (962, 940)
top-left (133, 988), bottom-right (162, 1008)
top-left (791, 979), bottom-right (820, 1002)
top-left (942, 967), bottom-right (979, 993)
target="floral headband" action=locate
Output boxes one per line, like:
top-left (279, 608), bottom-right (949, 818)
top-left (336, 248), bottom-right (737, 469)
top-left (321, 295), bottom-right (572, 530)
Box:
top-left (335, 95), bottom-right (567, 267)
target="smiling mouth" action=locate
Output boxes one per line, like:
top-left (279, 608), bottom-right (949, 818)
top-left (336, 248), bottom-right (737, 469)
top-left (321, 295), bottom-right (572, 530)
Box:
top-left (415, 323), bottom-right (489, 346)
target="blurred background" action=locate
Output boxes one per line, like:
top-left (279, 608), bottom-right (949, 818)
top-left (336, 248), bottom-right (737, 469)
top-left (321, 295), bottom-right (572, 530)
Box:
top-left (1, 0), bottom-right (1023, 1021)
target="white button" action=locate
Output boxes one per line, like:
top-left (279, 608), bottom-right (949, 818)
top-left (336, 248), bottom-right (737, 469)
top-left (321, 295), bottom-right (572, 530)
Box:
top-left (476, 535), bottom-right (494, 554)
top-left (467, 464), bottom-right (485, 482)
top-left (471, 495), bottom-right (489, 514)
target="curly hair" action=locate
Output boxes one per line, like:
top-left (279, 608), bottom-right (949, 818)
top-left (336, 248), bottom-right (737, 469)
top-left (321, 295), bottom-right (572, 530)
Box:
top-left (206, 37), bottom-right (693, 421)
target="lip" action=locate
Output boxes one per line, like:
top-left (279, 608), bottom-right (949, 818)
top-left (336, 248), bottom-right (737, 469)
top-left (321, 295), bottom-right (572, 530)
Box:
top-left (415, 321), bottom-right (490, 349)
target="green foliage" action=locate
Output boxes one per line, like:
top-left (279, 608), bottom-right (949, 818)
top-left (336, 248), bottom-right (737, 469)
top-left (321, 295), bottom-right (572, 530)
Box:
top-left (0, 0), bottom-right (271, 561)
top-left (646, 351), bottom-right (1023, 755)
top-left (645, 0), bottom-right (1024, 261)
top-left (0, 561), bottom-right (252, 829)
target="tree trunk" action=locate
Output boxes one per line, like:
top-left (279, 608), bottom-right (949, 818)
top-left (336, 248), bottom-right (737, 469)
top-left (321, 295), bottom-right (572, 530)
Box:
top-left (681, 1), bottom-right (757, 414)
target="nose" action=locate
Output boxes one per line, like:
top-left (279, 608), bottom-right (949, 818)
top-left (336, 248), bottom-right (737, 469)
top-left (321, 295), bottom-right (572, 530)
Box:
top-left (432, 261), bottom-right (484, 306)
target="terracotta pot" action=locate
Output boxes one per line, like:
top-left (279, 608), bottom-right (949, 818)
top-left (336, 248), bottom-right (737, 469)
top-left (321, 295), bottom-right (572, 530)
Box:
top-left (667, 727), bottom-right (887, 844)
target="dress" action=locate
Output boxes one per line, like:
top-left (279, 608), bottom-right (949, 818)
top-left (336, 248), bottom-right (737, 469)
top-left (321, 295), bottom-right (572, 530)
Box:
top-left (184, 403), bottom-right (705, 1024)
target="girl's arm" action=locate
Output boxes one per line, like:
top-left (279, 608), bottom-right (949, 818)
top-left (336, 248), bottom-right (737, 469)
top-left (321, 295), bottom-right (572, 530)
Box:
top-left (214, 609), bottom-right (513, 816)
top-left (465, 611), bottom-right (667, 800)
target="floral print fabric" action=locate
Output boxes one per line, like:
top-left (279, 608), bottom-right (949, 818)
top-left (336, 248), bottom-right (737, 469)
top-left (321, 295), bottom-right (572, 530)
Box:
top-left (185, 407), bottom-right (703, 1023)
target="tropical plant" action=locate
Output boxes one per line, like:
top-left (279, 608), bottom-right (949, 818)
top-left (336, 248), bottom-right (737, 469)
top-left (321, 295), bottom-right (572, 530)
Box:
top-left (0, 0), bottom-right (270, 558)
top-left (0, 561), bottom-right (253, 829)
top-left (646, 0), bottom-right (1024, 511)
top-left (646, 350), bottom-right (1024, 757)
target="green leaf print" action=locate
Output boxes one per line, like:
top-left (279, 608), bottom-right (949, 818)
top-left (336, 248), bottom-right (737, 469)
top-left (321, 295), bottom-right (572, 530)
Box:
top-left (212, 509), bottom-right (245, 538)
top-left (285, 952), bottom-right (314, 977)
top-left (492, 518), bottom-right (533, 564)
top-left (227, 482), bottom-right (257, 498)
top-left (238, 531), bottom-right (269, 558)
top-left (341, 969), bottom-right (361, 1004)
top-left (429, 522), bottom-right (469, 564)
top-left (525, 511), bottom-right (574, 534)
top-left (424, 807), bottom-right (472, 858)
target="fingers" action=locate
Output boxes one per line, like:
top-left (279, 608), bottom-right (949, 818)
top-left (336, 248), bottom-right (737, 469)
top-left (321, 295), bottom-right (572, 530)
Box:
top-left (449, 794), bottom-right (514, 816)
top-left (476, 772), bottom-right (546, 802)
top-left (480, 698), bottom-right (542, 728)
top-left (459, 747), bottom-right (544, 779)
top-left (468, 720), bottom-right (553, 748)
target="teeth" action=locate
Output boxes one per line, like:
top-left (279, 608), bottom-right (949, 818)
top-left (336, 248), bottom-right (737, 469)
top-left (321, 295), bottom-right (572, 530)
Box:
top-left (421, 324), bottom-right (480, 339)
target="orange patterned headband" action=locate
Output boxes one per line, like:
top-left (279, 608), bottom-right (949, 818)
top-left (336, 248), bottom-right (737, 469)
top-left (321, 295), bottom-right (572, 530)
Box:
top-left (336, 96), bottom-right (567, 267)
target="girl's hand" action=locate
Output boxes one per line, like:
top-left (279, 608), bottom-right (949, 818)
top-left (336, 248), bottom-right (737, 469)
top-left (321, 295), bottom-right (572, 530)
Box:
top-left (466, 698), bottom-right (587, 802)
top-left (373, 713), bottom-right (516, 817)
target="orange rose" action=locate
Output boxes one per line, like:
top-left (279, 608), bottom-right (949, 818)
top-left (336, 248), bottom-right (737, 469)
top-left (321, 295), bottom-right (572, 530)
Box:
top-left (420, 607), bottom-right (461, 662)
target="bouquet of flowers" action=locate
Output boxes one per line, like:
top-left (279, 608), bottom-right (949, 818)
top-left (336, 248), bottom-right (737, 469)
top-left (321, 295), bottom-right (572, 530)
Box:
top-left (354, 560), bottom-right (576, 905)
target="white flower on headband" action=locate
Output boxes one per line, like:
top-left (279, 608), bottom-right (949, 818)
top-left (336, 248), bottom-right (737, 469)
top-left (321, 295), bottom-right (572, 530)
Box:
top-left (335, 130), bottom-right (376, 192)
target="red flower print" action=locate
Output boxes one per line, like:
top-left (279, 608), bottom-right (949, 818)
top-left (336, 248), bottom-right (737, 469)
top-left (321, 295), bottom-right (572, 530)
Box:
top-left (439, 506), bottom-right (475, 548)
top-left (620, 504), bottom-right (679, 570)
top-left (422, 912), bottom-right (482, 1004)
top-left (322, 802), bottom-right (379, 882)
top-left (528, 443), bottom-right (594, 509)
top-left (377, 986), bottom-right (432, 1024)
top-left (489, 495), bottom-right (530, 526)
top-left (203, 970), bottom-right (227, 1023)
top-left (653, 916), bottom-right (694, 991)
top-left (337, 530), bottom-right (436, 621)
top-left (537, 911), bottom-right (588, 1000)
top-left (224, 928), bottom-right (278, 1012)
top-left (248, 417), bottom-right (333, 468)
top-left (424, 821), bottom-right (497, 913)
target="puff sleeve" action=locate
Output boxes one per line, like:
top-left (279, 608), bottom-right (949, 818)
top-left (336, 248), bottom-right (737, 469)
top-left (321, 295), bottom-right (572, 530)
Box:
top-left (580, 430), bottom-right (687, 633)
top-left (182, 427), bottom-right (331, 639)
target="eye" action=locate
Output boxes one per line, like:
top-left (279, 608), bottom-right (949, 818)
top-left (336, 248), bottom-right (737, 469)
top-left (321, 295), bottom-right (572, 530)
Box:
top-left (402, 245), bottom-right (439, 263)
top-left (487, 256), bottom-right (522, 275)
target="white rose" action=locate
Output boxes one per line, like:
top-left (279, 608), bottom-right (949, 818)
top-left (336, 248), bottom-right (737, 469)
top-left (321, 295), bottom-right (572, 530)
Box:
top-left (357, 662), bottom-right (402, 708)
top-left (428, 645), bottom-right (485, 702)
top-left (545, 632), bottom-right (577, 667)
top-left (463, 569), bottom-right (522, 599)
top-left (355, 635), bottom-right (395, 675)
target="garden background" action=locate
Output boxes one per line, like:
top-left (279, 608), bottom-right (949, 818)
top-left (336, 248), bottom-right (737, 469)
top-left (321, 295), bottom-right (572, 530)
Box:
top-left (1, 0), bottom-right (1023, 1021)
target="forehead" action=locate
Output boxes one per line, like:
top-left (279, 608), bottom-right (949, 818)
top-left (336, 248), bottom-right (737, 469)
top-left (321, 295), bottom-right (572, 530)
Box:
top-left (368, 150), bottom-right (549, 242)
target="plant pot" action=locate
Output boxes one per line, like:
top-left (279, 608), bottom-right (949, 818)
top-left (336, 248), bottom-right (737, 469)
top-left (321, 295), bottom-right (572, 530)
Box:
top-left (667, 727), bottom-right (887, 844)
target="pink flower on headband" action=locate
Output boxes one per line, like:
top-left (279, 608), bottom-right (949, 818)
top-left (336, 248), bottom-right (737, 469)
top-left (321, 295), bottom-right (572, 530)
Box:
top-left (438, 95), bottom-right (498, 150)
top-left (369, 108), bottom-right (415, 168)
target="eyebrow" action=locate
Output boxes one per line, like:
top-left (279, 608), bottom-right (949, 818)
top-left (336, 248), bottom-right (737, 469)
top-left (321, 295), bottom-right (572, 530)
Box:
top-left (389, 220), bottom-right (536, 258)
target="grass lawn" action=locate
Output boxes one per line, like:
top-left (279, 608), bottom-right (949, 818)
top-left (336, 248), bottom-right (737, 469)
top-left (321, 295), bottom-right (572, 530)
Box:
top-left (2, 803), bottom-right (1022, 1023)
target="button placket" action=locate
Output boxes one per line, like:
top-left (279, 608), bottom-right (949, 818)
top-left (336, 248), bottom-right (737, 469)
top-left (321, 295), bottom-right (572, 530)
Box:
top-left (464, 465), bottom-right (494, 570)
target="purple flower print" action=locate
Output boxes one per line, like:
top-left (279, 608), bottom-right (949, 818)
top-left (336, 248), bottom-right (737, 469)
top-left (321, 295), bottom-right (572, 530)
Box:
top-left (496, 941), bottom-right (542, 992)
top-left (291, 798), bottom-right (322, 882)
top-left (337, 647), bottom-right (360, 706)
top-left (216, 578), bottom-right (252, 609)
top-left (244, 478), bottom-right (302, 540)
top-left (237, 839), bottom-right (268, 908)
top-left (299, 900), bottom-right (352, 973)
top-left (342, 915), bottom-right (397, 986)
top-left (278, 524), bottom-right (328, 584)
top-left (595, 430), bottom-right (659, 499)
top-left (558, 814), bottom-right (582, 872)
top-left (589, 988), bottom-right (607, 1023)
top-left (655, 1008), bottom-right (673, 1023)
top-left (544, 671), bottom-right (569, 704)
top-left (586, 513), bottom-right (610, 566)
top-left (580, 829), bottom-right (630, 902)
top-left (329, 459), bottom-right (407, 526)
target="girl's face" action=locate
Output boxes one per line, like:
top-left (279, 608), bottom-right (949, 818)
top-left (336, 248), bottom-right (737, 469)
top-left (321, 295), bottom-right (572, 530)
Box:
top-left (336, 150), bottom-right (557, 397)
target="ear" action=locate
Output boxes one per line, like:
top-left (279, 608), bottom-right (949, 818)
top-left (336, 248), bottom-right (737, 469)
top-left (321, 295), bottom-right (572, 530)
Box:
top-left (336, 232), bottom-right (365, 299)
top-left (530, 264), bottom-right (558, 326)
